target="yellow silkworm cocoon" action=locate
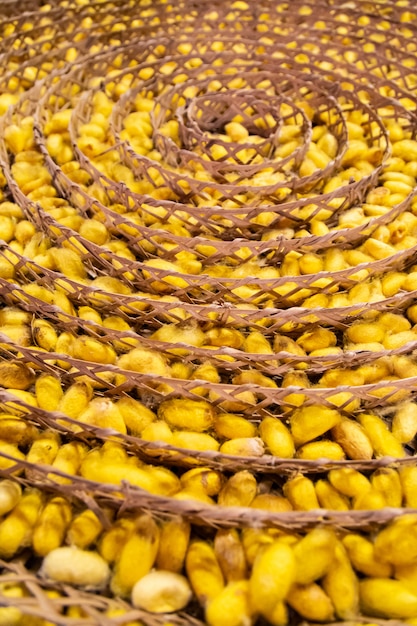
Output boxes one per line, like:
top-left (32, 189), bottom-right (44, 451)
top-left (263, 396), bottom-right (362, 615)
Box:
top-left (259, 416), bottom-right (295, 458)
top-left (67, 509), bottom-right (104, 550)
top-left (249, 540), bottom-right (296, 617)
top-left (383, 330), bottom-right (417, 350)
top-left (131, 570), bottom-right (192, 613)
top-left (42, 546), bottom-right (110, 589)
top-left (72, 336), bottom-right (117, 364)
top-left (180, 467), bottom-right (224, 497)
top-left (391, 355), bottom-right (417, 379)
top-left (375, 514), bottom-right (417, 567)
top-left (0, 307), bottom-right (31, 326)
top-left (328, 468), bottom-right (371, 498)
top-left (357, 413), bottom-right (405, 458)
top-left (117, 346), bottom-right (170, 377)
top-left (146, 466), bottom-right (181, 497)
top-left (342, 534), bottom-right (392, 578)
top-left (151, 320), bottom-right (205, 355)
top-left (352, 486), bottom-right (387, 510)
top-left (33, 496), bottom-right (72, 556)
top-left (232, 370), bottom-right (277, 389)
top-left (78, 306), bottom-right (103, 325)
top-left (219, 437), bottom-right (264, 457)
top-left (49, 441), bottom-right (88, 485)
top-left (0, 361), bottom-right (34, 391)
top-left (158, 398), bottom-right (216, 432)
top-left (205, 327), bottom-right (245, 349)
top-left (315, 479), bottom-right (350, 511)
top-left (296, 440), bottom-right (345, 460)
top-left (296, 327), bottom-right (337, 353)
top-left (0, 323), bottom-right (31, 345)
top-left (116, 396), bottom-right (156, 436)
top-left (287, 583), bottom-right (335, 623)
top-left (214, 528), bottom-right (248, 583)
top-left (32, 319), bottom-right (58, 352)
top-left (399, 466), bottom-right (417, 508)
top-left (214, 413), bottom-right (257, 440)
top-left (156, 517), bottom-right (191, 573)
top-left (293, 528), bottom-right (336, 585)
top-left (192, 362), bottom-right (221, 394)
top-left (0, 413), bottom-right (37, 447)
top-left (76, 398), bottom-right (127, 434)
top-left (251, 493), bottom-right (292, 513)
top-left (0, 581), bottom-right (27, 626)
top-left (381, 271), bottom-right (406, 297)
top-left (218, 470), bottom-right (258, 508)
top-left (361, 238), bottom-right (396, 260)
top-left (371, 467), bottom-right (403, 508)
top-left (0, 488), bottom-right (44, 558)
top-left (283, 475), bottom-right (320, 511)
top-left (290, 405), bottom-right (341, 447)
top-left (298, 252), bottom-right (324, 275)
top-left (26, 432), bottom-right (61, 480)
top-left (80, 451), bottom-right (155, 493)
top-left (341, 139), bottom-right (368, 165)
top-left (186, 540), bottom-right (225, 606)
top-left (35, 374), bottom-right (63, 412)
top-left (392, 401), bottom-right (417, 443)
top-left (0, 479), bottom-right (21, 516)
top-left (0, 440), bottom-right (25, 472)
top-left (345, 321), bottom-right (385, 344)
top-left (49, 247), bottom-right (87, 280)
top-left (141, 421), bottom-right (173, 446)
top-left (98, 517), bottom-right (136, 564)
top-left (111, 514), bottom-right (160, 597)
top-left (359, 578), bottom-right (417, 619)
top-left (322, 542), bottom-right (359, 619)
top-left (331, 419), bottom-right (374, 460)
top-left (206, 580), bottom-right (252, 626)
top-left (171, 431), bottom-right (220, 452)
top-left (273, 334), bottom-right (307, 368)
top-left (242, 331), bottom-right (275, 362)
top-left (58, 381), bottom-right (93, 420)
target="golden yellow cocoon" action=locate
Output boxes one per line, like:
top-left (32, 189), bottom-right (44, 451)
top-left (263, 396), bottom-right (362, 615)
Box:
top-left (214, 413), bottom-right (257, 440)
top-left (359, 578), bottom-right (417, 619)
top-left (287, 583), bottom-right (335, 623)
top-left (214, 528), bottom-right (248, 584)
top-left (111, 515), bottom-right (160, 597)
top-left (322, 542), bottom-right (359, 620)
top-left (206, 580), bottom-right (252, 626)
top-left (42, 546), bottom-right (110, 589)
top-left (0, 361), bottom-right (34, 390)
top-left (218, 470), bottom-right (258, 508)
top-left (131, 570), bottom-right (192, 613)
top-left (314, 479), bottom-right (350, 511)
top-left (283, 475), bottom-right (320, 511)
top-left (259, 416), bottom-right (294, 458)
top-left (33, 496), bottom-right (72, 557)
top-left (249, 540), bottom-right (296, 616)
top-left (331, 419), bottom-right (374, 460)
top-left (342, 534), bottom-right (392, 578)
top-left (180, 467), bottom-right (224, 497)
top-left (328, 468), bottom-right (371, 498)
top-left (156, 517), bottom-right (191, 573)
top-left (0, 488), bottom-right (44, 559)
top-left (392, 401), bottom-right (417, 443)
top-left (185, 540), bottom-right (225, 606)
top-left (293, 528), bottom-right (336, 586)
top-left (290, 405), bottom-right (341, 447)
top-left (357, 413), bottom-right (405, 458)
top-left (158, 398), bottom-right (216, 431)
top-left (374, 515), bottom-right (417, 566)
